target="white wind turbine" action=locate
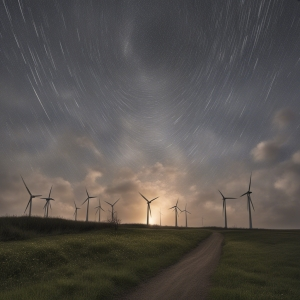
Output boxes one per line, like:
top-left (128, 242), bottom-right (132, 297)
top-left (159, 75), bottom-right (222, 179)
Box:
top-left (169, 199), bottom-right (182, 227)
top-left (74, 201), bottom-right (81, 221)
top-left (181, 203), bottom-right (191, 228)
top-left (21, 175), bottom-right (42, 217)
top-left (41, 186), bottom-right (55, 218)
top-left (82, 188), bottom-right (96, 222)
top-left (139, 192), bottom-right (159, 226)
top-left (218, 190), bottom-right (236, 229)
top-left (95, 198), bottom-right (105, 222)
top-left (240, 173), bottom-right (255, 229)
top-left (105, 199), bottom-right (119, 220)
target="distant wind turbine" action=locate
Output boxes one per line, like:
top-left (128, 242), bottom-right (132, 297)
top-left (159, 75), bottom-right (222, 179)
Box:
top-left (41, 186), bottom-right (55, 218)
top-left (181, 203), bottom-right (191, 228)
top-left (74, 201), bottom-right (80, 221)
top-left (21, 175), bottom-right (42, 217)
top-left (159, 208), bottom-right (163, 226)
top-left (139, 192), bottom-right (159, 225)
top-left (240, 173), bottom-right (255, 229)
top-left (169, 199), bottom-right (181, 227)
top-left (82, 188), bottom-right (96, 222)
top-left (95, 198), bottom-right (105, 222)
top-left (218, 190), bottom-right (236, 229)
top-left (105, 199), bottom-right (119, 220)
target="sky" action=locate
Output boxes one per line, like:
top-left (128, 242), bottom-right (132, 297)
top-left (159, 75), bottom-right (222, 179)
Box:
top-left (1, 0), bottom-right (300, 229)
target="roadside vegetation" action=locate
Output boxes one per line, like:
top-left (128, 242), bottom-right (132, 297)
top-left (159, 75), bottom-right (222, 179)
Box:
top-left (0, 216), bottom-right (211, 299)
top-left (209, 229), bottom-right (300, 300)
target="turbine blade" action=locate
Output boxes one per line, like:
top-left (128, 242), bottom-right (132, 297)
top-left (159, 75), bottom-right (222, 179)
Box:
top-left (250, 198), bottom-right (255, 211)
top-left (113, 198), bottom-right (120, 206)
top-left (226, 197), bottom-right (236, 200)
top-left (150, 197), bottom-right (159, 203)
top-left (24, 200), bottom-right (31, 213)
top-left (218, 190), bottom-right (225, 199)
top-left (249, 172), bottom-right (252, 191)
top-left (82, 198), bottom-right (88, 205)
top-left (240, 192), bottom-right (248, 197)
top-left (139, 192), bottom-right (149, 202)
top-left (105, 201), bottom-right (112, 206)
top-left (149, 204), bottom-right (152, 217)
top-left (101, 207), bottom-right (105, 212)
top-left (86, 188), bottom-right (89, 198)
top-left (48, 186), bottom-right (52, 197)
top-left (21, 176), bottom-right (32, 196)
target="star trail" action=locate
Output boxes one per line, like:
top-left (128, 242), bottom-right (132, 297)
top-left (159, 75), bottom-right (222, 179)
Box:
top-left (1, 0), bottom-right (300, 228)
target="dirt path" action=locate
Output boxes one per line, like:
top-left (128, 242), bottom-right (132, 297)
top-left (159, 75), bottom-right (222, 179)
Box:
top-left (119, 232), bottom-right (223, 300)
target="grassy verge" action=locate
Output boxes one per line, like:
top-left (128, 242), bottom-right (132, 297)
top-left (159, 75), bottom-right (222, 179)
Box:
top-left (209, 229), bottom-right (300, 300)
top-left (0, 225), bottom-right (211, 299)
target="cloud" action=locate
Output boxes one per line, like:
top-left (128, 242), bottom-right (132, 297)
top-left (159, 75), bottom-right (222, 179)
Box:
top-left (273, 108), bottom-right (295, 129)
top-left (251, 140), bottom-right (281, 162)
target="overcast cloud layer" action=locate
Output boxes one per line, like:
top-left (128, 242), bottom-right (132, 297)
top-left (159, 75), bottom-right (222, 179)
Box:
top-left (1, 0), bottom-right (300, 228)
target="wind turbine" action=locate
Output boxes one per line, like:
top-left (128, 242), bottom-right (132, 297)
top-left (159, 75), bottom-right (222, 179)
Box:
top-left (218, 190), bottom-right (236, 229)
top-left (181, 203), bottom-right (191, 228)
top-left (240, 173), bottom-right (255, 229)
top-left (169, 199), bottom-right (182, 227)
top-left (95, 198), bottom-right (105, 222)
top-left (82, 188), bottom-right (96, 222)
top-left (105, 199), bottom-right (119, 220)
top-left (74, 201), bottom-right (80, 221)
top-left (41, 186), bottom-right (55, 218)
top-left (139, 192), bottom-right (159, 225)
top-left (21, 175), bottom-right (42, 217)
top-left (159, 208), bottom-right (163, 226)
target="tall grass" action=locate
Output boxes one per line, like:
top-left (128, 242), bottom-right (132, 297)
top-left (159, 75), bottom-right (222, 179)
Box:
top-left (209, 229), bottom-right (300, 300)
top-left (0, 217), bottom-right (211, 299)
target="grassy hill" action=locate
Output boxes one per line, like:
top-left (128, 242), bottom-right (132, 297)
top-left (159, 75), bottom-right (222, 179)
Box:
top-left (0, 216), bottom-right (211, 299)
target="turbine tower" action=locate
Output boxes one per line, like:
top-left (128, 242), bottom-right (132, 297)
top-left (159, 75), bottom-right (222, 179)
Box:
top-left (139, 192), bottom-right (159, 226)
top-left (105, 199), bottom-right (119, 220)
top-left (181, 203), bottom-right (191, 228)
top-left (159, 208), bottom-right (163, 226)
top-left (82, 188), bottom-right (96, 222)
top-left (169, 199), bottom-right (181, 227)
top-left (218, 190), bottom-right (236, 229)
top-left (41, 186), bottom-right (55, 218)
top-left (95, 198), bottom-right (105, 222)
top-left (74, 201), bottom-right (80, 221)
top-left (240, 173), bottom-right (255, 229)
top-left (21, 175), bottom-right (42, 217)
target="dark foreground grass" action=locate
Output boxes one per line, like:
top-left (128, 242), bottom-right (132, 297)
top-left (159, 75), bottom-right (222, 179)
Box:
top-left (0, 225), bottom-right (211, 299)
top-left (209, 229), bottom-right (300, 300)
top-left (0, 216), bottom-right (114, 241)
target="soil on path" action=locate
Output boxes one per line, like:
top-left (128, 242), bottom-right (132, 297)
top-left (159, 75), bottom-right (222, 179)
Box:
top-left (119, 231), bottom-right (223, 300)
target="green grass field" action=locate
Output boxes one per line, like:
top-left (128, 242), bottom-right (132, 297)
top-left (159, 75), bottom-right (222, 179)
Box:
top-left (208, 229), bottom-right (300, 300)
top-left (0, 217), bottom-right (211, 300)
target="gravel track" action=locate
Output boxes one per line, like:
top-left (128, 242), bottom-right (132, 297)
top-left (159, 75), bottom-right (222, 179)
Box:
top-left (119, 231), bottom-right (223, 300)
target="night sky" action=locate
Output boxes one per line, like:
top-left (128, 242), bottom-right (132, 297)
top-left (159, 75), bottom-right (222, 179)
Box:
top-left (1, 0), bottom-right (300, 228)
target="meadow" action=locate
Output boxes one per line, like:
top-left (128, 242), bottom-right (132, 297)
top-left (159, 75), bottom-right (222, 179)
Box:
top-left (0, 216), bottom-right (211, 300)
top-left (208, 229), bottom-right (300, 300)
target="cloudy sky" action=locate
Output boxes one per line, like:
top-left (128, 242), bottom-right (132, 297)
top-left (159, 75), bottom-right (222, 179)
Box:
top-left (1, 0), bottom-right (300, 229)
